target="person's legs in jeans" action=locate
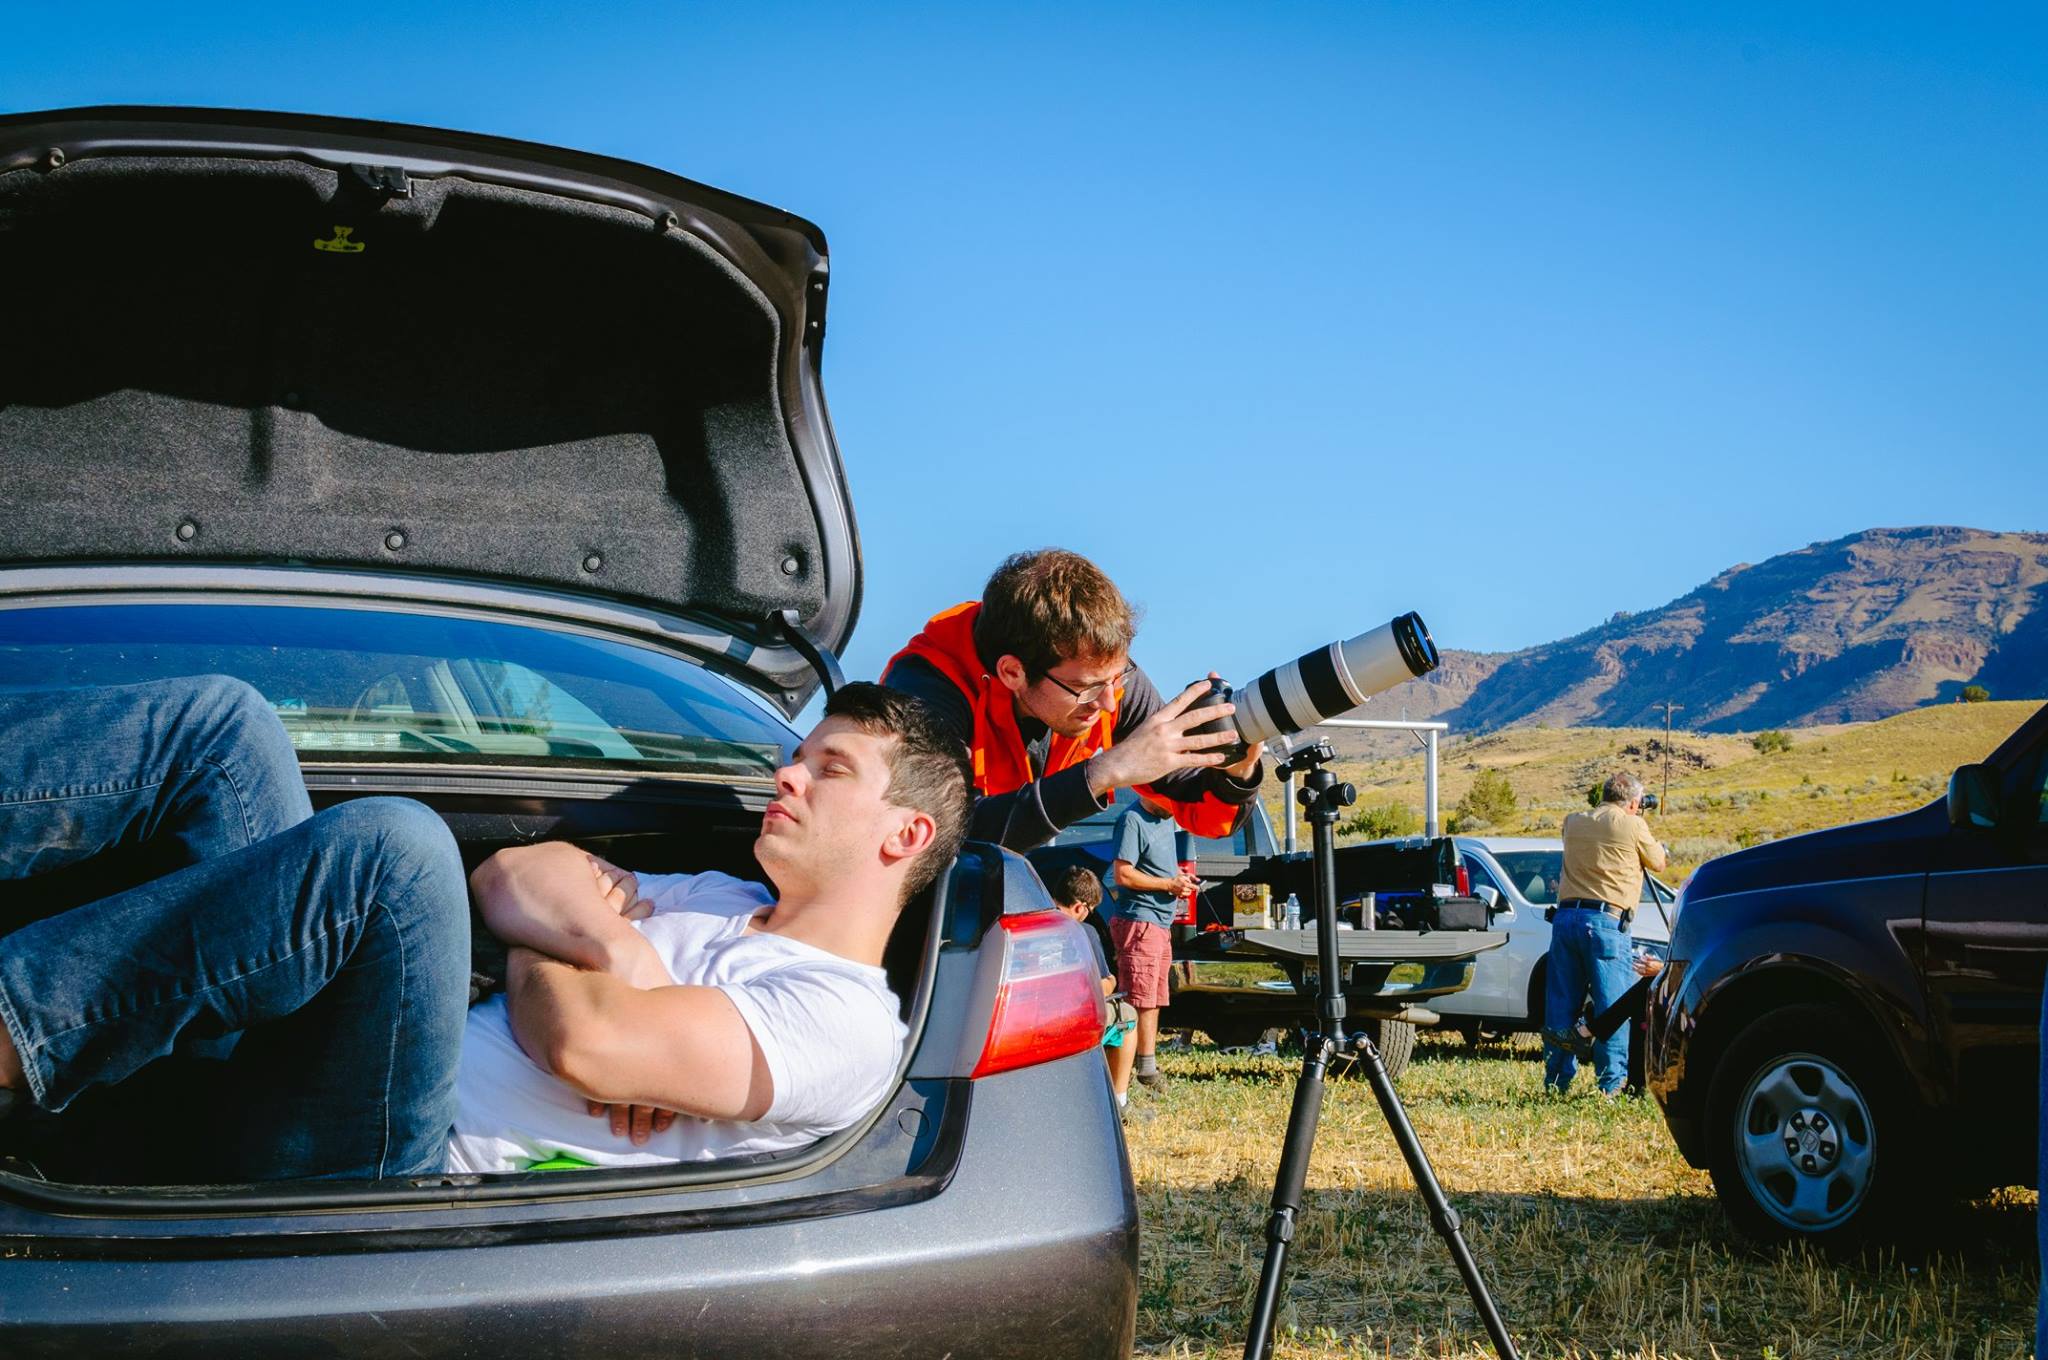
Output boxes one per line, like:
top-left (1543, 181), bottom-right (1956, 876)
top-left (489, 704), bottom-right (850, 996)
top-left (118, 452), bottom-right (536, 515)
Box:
top-left (0, 676), bottom-right (313, 927)
top-left (1585, 918), bottom-right (1635, 1094)
top-left (0, 796), bottom-right (468, 1180)
top-left (1543, 915), bottom-right (1590, 1092)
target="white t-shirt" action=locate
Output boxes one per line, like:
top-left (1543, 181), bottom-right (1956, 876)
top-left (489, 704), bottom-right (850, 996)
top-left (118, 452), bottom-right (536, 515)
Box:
top-left (445, 871), bottom-right (908, 1173)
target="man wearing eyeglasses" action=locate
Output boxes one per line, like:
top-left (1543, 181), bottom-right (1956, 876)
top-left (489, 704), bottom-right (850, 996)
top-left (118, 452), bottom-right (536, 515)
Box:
top-left (882, 548), bottom-right (1265, 852)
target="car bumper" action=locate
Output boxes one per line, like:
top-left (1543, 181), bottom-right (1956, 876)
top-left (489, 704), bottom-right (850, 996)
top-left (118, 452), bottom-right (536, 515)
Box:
top-left (0, 1055), bottom-right (1137, 1359)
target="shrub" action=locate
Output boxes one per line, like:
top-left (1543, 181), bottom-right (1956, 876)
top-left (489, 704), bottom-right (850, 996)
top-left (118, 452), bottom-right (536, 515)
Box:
top-left (1963, 684), bottom-right (1990, 703)
top-left (1669, 836), bottom-right (1738, 864)
top-left (1752, 729), bottom-right (1794, 755)
top-left (1343, 800), bottom-right (1420, 841)
top-left (1456, 768), bottom-right (1519, 829)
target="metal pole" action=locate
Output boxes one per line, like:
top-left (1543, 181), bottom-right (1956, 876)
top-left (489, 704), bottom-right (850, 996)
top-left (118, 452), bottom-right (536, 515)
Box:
top-left (1283, 768), bottom-right (1297, 854)
top-left (1424, 728), bottom-right (1440, 837)
top-left (1653, 702), bottom-right (1683, 810)
top-left (1303, 719), bottom-right (1450, 844)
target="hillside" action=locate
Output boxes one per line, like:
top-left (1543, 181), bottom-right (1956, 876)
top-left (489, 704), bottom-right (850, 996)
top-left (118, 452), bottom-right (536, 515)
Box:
top-left (1268, 699), bottom-right (2037, 881)
top-left (1369, 526), bottom-right (2048, 734)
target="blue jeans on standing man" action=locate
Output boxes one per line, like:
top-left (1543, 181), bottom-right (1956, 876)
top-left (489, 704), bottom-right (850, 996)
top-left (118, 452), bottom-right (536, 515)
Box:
top-left (0, 676), bottom-right (469, 1181)
top-left (1543, 906), bottom-right (1633, 1094)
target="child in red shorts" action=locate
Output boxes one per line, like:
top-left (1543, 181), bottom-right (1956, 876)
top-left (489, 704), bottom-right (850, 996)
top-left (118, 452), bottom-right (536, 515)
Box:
top-left (1107, 794), bottom-right (1196, 1106)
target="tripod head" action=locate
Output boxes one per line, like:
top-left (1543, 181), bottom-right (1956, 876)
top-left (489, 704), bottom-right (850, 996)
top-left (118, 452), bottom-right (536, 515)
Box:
top-left (1275, 739), bottom-right (1356, 827)
top-left (1273, 738), bottom-right (1335, 780)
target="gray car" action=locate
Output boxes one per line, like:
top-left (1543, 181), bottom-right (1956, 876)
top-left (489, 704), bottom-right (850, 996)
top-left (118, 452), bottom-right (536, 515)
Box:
top-left (0, 107), bottom-right (1135, 1358)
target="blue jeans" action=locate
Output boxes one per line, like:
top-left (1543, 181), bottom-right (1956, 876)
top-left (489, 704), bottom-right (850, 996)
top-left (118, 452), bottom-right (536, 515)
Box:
top-left (0, 676), bottom-right (469, 1181)
top-left (1543, 908), bottom-right (1633, 1094)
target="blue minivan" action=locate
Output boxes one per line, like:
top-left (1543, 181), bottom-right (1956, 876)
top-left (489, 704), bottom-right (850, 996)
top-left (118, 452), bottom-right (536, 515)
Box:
top-left (1648, 700), bottom-right (2048, 1247)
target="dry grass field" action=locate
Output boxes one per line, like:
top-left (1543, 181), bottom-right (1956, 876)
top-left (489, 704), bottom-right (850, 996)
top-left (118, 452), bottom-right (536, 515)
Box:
top-left (1287, 700), bottom-right (2038, 881)
top-left (1122, 1032), bottom-right (2037, 1360)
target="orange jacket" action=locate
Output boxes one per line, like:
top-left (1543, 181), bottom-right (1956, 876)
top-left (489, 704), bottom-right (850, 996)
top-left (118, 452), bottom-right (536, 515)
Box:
top-left (885, 602), bottom-right (1246, 840)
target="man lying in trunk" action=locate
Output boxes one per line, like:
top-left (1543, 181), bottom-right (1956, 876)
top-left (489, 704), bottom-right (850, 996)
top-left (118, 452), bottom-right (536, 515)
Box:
top-left (0, 676), bottom-right (470, 1183)
top-left (447, 682), bottom-right (971, 1172)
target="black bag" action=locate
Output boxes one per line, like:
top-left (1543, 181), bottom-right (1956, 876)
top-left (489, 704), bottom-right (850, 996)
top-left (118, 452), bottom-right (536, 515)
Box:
top-left (1432, 895), bottom-right (1491, 931)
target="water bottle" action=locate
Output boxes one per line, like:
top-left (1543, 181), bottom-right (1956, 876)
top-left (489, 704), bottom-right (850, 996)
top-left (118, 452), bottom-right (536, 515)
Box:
top-left (1282, 892), bottom-right (1301, 932)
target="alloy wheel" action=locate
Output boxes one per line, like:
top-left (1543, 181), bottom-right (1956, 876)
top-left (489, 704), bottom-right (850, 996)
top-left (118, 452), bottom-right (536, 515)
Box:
top-left (1732, 1052), bottom-right (1876, 1233)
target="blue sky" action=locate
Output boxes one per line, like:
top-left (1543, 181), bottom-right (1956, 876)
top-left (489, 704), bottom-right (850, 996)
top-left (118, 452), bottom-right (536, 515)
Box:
top-left (7, 3), bottom-right (2044, 703)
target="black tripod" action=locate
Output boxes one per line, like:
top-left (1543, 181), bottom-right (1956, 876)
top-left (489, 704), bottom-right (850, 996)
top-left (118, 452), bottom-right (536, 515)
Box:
top-left (1243, 741), bottom-right (1520, 1360)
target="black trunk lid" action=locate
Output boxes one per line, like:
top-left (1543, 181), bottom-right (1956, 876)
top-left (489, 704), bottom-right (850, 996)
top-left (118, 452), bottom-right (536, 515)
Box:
top-left (0, 107), bottom-right (857, 711)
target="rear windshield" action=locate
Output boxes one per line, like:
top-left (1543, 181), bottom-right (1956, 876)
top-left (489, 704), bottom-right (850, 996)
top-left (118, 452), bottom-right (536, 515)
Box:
top-left (1490, 850), bottom-right (1662, 905)
top-left (0, 602), bottom-right (790, 778)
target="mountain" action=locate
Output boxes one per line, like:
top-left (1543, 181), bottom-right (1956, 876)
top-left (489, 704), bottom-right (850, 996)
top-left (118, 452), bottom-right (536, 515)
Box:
top-left (1374, 526), bottom-right (2048, 734)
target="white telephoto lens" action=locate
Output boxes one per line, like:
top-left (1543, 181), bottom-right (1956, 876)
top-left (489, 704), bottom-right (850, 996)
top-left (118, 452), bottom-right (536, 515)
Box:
top-left (1234, 613), bottom-right (1439, 747)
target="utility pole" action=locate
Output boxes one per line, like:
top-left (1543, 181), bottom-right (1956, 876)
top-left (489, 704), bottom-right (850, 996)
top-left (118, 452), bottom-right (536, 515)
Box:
top-left (1652, 702), bottom-right (1683, 810)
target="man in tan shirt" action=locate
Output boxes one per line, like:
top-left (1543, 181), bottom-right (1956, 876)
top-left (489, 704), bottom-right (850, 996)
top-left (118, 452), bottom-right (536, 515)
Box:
top-left (1544, 772), bottom-right (1667, 1095)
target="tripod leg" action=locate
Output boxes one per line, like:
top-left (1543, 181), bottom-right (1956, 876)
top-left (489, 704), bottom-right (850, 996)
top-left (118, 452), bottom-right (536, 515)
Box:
top-left (1350, 1036), bottom-right (1522, 1360)
top-left (1242, 1036), bottom-right (1333, 1360)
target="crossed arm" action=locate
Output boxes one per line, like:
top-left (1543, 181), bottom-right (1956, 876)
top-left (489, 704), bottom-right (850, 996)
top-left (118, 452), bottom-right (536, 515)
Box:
top-left (471, 844), bottom-right (774, 1124)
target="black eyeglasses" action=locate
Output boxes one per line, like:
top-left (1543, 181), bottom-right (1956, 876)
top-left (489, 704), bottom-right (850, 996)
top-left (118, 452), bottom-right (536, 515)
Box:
top-left (1041, 663), bottom-right (1135, 706)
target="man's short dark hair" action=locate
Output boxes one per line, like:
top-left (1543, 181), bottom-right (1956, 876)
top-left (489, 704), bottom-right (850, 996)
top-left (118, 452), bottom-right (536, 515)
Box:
top-left (823, 682), bottom-right (974, 901)
top-left (1047, 863), bottom-right (1103, 912)
top-left (972, 548), bottom-right (1139, 680)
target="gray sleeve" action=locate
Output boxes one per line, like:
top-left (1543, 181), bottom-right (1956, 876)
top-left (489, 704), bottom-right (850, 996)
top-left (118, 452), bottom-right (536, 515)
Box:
top-left (1113, 809), bottom-right (1143, 865)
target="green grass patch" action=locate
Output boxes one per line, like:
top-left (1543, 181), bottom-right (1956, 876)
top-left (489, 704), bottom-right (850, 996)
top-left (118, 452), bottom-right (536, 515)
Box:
top-left (1125, 1032), bottom-right (2037, 1358)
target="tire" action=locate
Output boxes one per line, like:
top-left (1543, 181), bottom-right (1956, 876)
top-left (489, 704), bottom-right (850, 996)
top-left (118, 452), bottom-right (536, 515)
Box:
top-left (1201, 1019), bottom-right (1273, 1050)
top-left (1524, 959), bottom-right (1548, 1031)
top-left (1704, 1004), bottom-right (1918, 1249)
top-left (1342, 1018), bottom-right (1416, 1083)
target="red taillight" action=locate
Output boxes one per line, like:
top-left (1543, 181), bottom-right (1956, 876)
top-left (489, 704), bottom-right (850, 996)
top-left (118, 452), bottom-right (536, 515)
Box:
top-left (1455, 862), bottom-right (1471, 896)
top-left (971, 911), bottom-right (1105, 1079)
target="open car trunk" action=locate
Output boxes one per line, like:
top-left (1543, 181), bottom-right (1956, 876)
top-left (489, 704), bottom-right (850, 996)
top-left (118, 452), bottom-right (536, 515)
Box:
top-left (0, 106), bottom-right (859, 713)
top-left (0, 770), bottom-right (977, 1247)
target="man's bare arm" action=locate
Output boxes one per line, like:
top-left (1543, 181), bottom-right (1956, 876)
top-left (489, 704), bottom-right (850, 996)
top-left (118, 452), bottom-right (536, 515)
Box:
top-left (505, 948), bottom-right (772, 1121)
top-left (471, 843), bottom-right (666, 985)
top-left (1114, 859), bottom-right (1197, 896)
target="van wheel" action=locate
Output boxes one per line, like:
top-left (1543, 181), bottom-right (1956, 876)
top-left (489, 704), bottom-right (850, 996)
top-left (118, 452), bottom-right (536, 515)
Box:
top-left (1704, 1005), bottom-right (1915, 1248)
